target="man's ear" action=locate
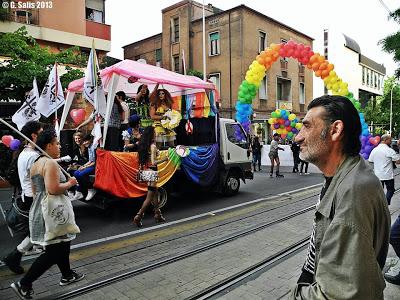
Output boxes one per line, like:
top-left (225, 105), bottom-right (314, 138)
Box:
top-left (330, 120), bottom-right (344, 142)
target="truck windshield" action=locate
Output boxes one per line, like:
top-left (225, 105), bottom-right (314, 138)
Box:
top-left (226, 123), bottom-right (248, 149)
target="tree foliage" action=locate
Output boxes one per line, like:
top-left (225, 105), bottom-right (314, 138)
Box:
top-left (364, 77), bottom-right (400, 136)
top-left (0, 27), bottom-right (86, 101)
top-left (380, 8), bottom-right (400, 78)
top-left (187, 69), bottom-right (204, 79)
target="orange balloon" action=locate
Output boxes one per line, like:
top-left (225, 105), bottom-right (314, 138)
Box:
top-left (309, 54), bottom-right (318, 64)
top-left (317, 55), bottom-right (325, 63)
top-left (257, 57), bottom-right (265, 65)
top-left (264, 56), bottom-right (272, 63)
top-left (272, 52), bottom-right (279, 60)
top-left (319, 63), bottom-right (328, 70)
top-left (321, 69), bottom-right (330, 77)
top-left (312, 63), bottom-right (320, 71)
top-left (315, 70), bottom-right (322, 77)
top-left (306, 63), bottom-right (313, 69)
top-left (271, 43), bottom-right (281, 51)
top-left (327, 63), bottom-right (334, 71)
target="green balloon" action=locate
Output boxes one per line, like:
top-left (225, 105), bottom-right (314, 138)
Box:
top-left (271, 112), bottom-right (277, 118)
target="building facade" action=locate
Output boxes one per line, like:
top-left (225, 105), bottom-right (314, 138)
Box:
top-left (0, 0), bottom-right (111, 56)
top-left (123, 1), bottom-right (314, 120)
top-left (314, 29), bottom-right (385, 106)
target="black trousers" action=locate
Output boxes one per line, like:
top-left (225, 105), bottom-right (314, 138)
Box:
top-left (20, 241), bottom-right (72, 287)
top-left (381, 179), bottom-right (395, 205)
top-left (104, 127), bottom-right (121, 151)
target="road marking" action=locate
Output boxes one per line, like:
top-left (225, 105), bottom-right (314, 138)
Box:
top-left (0, 182), bottom-right (322, 276)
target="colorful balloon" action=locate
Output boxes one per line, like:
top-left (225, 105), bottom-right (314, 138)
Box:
top-left (1, 135), bottom-right (14, 147)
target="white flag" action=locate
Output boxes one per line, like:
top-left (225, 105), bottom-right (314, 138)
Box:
top-left (84, 44), bottom-right (106, 117)
top-left (12, 78), bottom-right (41, 130)
top-left (91, 115), bottom-right (102, 148)
top-left (37, 65), bottom-right (65, 118)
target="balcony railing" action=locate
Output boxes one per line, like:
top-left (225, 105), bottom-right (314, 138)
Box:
top-left (86, 20), bottom-right (111, 41)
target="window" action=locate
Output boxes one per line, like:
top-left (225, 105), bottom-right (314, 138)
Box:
top-left (367, 69), bottom-right (370, 86)
top-left (170, 17), bottom-right (179, 43)
top-left (209, 73), bottom-right (220, 94)
top-left (173, 55), bottom-right (180, 73)
top-left (259, 31), bottom-right (266, 53)
top-left (155, 49), bottom-right (162, 67)
top-left (209, 32), bottom-right (220, 56)
top-left (86, 8), bottom-right (103, 23)
top-left (362, 67), bottom-right (365, 85)
top-left (225, 123), bottom-right (248, 149)
top-left (280, 39), bottom-right (288, 62)
top-left (374, 73), bottom-right (378, 89)
top-left (299, 83), bottom-right (305, 104)
top-left (259, 76), bottom-right (267, 100)
top-left (277, 77), bottom-right (291, 101)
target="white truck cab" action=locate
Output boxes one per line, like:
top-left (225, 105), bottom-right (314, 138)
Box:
top-left (218, 118), bottom-right (253, 195)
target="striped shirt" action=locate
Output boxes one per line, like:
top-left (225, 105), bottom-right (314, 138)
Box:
top-left (302, 177), bottom-right (333, 279)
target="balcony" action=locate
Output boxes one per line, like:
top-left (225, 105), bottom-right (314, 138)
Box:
top-left (86, 20), bottom-right (111, 41)
top-left (5, 9), bottom-right (39, 25)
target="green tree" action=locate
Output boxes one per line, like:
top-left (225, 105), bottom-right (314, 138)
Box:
top-left (380, 8), bottom-right (400, 78)
top-left (187, 69), bottom-right (204, 79)
top-left (364, 77), bottom-right (400, 136)
top-left (0, 27), bottom-right (86, 101)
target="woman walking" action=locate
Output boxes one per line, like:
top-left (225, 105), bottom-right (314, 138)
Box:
top-left (11, 129), bottom-right (84, 299)
top-left (133, 127), bottom-right (168, 227)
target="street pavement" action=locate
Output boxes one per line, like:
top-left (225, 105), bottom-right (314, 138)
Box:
top-left (1, 166), bottom-right (399, 299)
top-left (0, 166), bottom-right (324, 258)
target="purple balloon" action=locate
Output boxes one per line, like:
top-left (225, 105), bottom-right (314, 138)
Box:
top-left (284, 120), bottom-right (291, 126)
top-left (361, 153), bottom-right (369, 160)
top-left (274, 123), bottom-right (280, 129)
top-left (9, 139), bottom-right (21, 151)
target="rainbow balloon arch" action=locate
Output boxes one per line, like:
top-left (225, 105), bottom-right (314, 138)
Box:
top-left (235, 40), bottom-right (379, 159)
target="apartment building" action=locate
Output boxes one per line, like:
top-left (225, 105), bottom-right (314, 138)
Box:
top-left (123, 1), bottom-right (314, 120)
top-left (0, 0), bottom-right (111, 56)
top-left (315, 29), bottom-right (385, 107)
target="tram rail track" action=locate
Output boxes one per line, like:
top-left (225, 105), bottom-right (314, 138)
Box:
top-left (1, 184), bottom-right (322, 273)
top-left (46, 203), bottom-right (317, 299)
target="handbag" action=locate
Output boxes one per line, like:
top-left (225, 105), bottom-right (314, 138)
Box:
top-left (137, 169), bottom-right (159, 183)
top-left (41, 193), bottom-right (80, 241)
top-left (6, 194), bottom-right (29, 234)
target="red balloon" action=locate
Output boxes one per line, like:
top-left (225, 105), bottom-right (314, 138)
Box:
top-left (70, 109), bottom-right (86, 125)
top-left (1, 135), bottom-right (14, 147)
top-left (369, 136), bottom-right (381, 146)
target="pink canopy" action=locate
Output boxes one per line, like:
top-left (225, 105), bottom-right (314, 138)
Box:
top-left (67, 59), bottom-right (215, 96)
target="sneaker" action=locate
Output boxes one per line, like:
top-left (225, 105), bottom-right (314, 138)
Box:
top-left (59, 270), bottom-right (85, 286)
top-left (85, 189), bottom-right (97, 201)
top-left (2, 249), bottom-right (24, 274)
top-left (385, 259), bottom-right (400, 285)
top-left (67, 191), bottom-right (75, 198)
top-left (71, 191), bottom-right (84, 201)
top-left (269, 173), bottom-right (273, 177)
top-left (11, 281), bottom-right (33, 299)
top-left (304, 172), bottom-right (310, 175)
top-left (276, 173), bottom-right (284, 178)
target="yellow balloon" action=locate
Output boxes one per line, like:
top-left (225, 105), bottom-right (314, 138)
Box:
top-left (288, 113), bottom-right (296, 121)
top-left (295, 123), bottom-right (303, 130)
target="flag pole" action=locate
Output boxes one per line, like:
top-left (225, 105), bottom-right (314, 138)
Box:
top-left (0, 117), bottom-right (70, 178)
top-left (202, 0), bottom-right (206, 81)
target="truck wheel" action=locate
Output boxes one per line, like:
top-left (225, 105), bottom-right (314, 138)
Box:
top-left (223, 173), bottom-right (240, 196)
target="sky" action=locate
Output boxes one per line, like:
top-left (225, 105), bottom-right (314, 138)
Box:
top-left (105, 0), bottom-right (399, 76)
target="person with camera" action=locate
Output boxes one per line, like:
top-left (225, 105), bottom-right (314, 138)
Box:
top-left (2, 121), bottom-right (43, 274)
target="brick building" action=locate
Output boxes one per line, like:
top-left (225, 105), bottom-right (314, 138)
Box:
top-left (123, 1), bottom-right (313, 120)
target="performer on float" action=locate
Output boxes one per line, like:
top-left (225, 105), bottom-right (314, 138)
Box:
top-left (122, 114), bottom-right (142, 152)
top-left (133, 126), bottom-right (168, 227)
top-left (149, 83), bottom-right (176, 149)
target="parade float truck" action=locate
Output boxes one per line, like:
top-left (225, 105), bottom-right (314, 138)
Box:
top-left (62, 60), bottom-right (253, 209)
